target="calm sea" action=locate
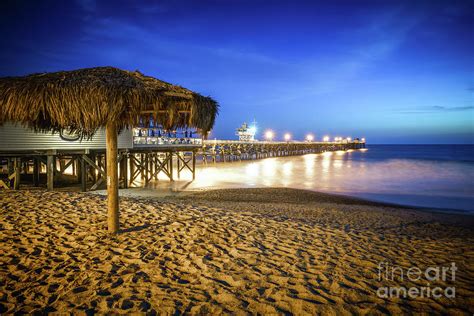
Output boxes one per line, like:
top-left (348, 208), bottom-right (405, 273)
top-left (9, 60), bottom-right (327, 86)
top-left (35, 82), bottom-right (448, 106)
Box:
top-left (186, 144), bottom-right (474, 212)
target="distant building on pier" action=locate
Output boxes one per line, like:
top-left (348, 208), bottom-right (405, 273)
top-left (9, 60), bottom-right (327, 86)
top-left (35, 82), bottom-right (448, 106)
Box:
top-left (236, 121), bottom-right (257, 141)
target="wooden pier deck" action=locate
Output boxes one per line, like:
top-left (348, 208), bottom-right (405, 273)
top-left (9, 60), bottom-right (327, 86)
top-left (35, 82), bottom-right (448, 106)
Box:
top-left (0, 140), bottom-right (365, 191)
top-left (200, 139), bottom-right (365, 163)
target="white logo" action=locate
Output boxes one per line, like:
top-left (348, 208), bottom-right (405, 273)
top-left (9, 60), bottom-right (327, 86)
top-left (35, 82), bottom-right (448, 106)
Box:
top-left (376, 262), bottom-right (457, 299)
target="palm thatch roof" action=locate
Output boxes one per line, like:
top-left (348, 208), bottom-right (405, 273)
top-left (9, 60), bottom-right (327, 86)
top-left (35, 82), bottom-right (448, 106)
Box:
top-left (0, 66), bottom-right (218, 138)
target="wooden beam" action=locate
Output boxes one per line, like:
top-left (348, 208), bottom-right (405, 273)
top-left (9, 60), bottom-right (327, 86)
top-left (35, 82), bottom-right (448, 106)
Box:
top-left (192, 151), bottom-right (196, 180)
top-left (106, 123), bottom-right (120, 234)
top-left (90, 177), bottom-right (105, 191)
top-left (33, 158), bottom-right (40, 187)
top-left (47, 154), bottom-right (54, 191)
top-left (177, 152), bottom-right (181, 179)
top-left (150, 154), bottom-right (172, 180)
top-left (7, 159), bottom-right (13, 183)
top-left (129, 154), bottom-right (136, 187)
top-left (144, 153), bottom-right (149, 184)
top-left (169, 153), bottom-right (173, 181)
top-left (80, 156), bottom-right (87, 192)
top-left (59, 158), bottom-right (74, 174)
top-left (82, 155), bottom-right (107, 178)
top-left (0, 179), bottom-right (9, 189)
top-left (120, 153), bottom-right (128, 189)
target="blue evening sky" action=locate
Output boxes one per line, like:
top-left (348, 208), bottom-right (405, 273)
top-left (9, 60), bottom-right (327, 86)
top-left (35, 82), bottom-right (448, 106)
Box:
top-left (0, 0), bottom-right (472, 143)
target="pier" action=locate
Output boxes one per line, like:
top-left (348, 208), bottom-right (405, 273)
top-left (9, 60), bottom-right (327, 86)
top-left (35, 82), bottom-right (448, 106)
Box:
top-left (0, 144), bottom-right (200, 192)
top-left (0, 139), bottom-right (365, 191)
top-left (200, 139), bottom-right (365, 163)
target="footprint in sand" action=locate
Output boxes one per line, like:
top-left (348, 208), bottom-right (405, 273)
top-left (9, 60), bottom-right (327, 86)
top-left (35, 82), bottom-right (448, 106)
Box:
top-left (72, 286), bottom-right (88, 294)
top-left (120, 299), bottom-right (134, 310)
top-left (47, 283), bottom-right (60, 293)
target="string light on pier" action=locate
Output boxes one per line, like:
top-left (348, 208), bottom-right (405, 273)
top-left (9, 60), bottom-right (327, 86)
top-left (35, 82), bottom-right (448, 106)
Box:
top-left (306, 134), bottom-right (314, 142)
top-left (265, 130), bottom-right (274, 141)
top-left (323, 136), bottom-right (330, 142)
top-left (284, 133), bottom-right (291, 141)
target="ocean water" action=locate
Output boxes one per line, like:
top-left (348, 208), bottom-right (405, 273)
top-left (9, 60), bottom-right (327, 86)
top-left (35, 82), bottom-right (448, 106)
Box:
top-left (181, 145), bottom-right (474, 212)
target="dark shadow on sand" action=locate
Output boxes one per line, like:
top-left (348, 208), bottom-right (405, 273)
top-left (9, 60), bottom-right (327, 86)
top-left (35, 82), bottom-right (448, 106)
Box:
top-left (120, 224), bottom-right (151, 233)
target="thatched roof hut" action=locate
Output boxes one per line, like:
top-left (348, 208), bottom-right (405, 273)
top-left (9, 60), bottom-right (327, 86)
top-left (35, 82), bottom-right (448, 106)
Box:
top-left (0, 66), bottom-right (218, 138)
top-left (0, 66), bottom-right (219, 233)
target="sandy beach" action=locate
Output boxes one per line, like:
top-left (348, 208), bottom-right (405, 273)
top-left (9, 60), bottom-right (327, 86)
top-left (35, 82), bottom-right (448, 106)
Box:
top-left (1, 188), bottom-right (473, 314)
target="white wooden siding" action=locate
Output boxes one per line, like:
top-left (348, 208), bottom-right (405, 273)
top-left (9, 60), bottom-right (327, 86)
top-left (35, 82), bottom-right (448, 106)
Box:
top-left (0, 123), bottom-right (133, 150)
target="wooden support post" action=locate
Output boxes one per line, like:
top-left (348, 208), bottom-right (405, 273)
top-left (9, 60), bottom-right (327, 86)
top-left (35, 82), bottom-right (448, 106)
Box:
top-left (129, 154), bottom-right (135, 187)
top-left (53, 156), bottom-right (58, 181)
top-left (47, 154), bottom-right (54, 191)
top-left (177, 152), bottom-right (181, 179)
top-left (59, 159), bottom-right (65, 178)
top-left (153, 155), bottom-right (159, 180)
top-left (7, 158), bottom-right (13, 174)
top-left (33, 158), bottom-right (40, 187)
top-left (144, 153), bottom-right (149, 184)
top-left (148, 153), bottom-right (153, 182)
top-left (121, 153), bottom-right (128, 189)
top-left (76, 156), bottom-right (82, 183)
top-left (140, 154), bottom-right (144, 181)
top-left (22, 161), bottom-right (28, 175)
top-left (90, 153), bottom-right (97, 183)
top-left (80, 156), bottom-right (87, 192)
top-left (192, 150), bottom-right (196, 180)
top-left (97, 155), bottom-right (103, 181)
top-left (72, 157), bottom-right (76, 176)
top-left (169, 152), bottom-right (174, 181)
top-left (13, 158), bottom-right (20, 190)
top-left (106, 123), bottom-right (119, 234)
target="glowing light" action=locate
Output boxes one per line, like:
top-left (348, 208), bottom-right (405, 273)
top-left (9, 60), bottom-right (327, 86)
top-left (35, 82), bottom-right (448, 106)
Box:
top-left (265, 130), bottom-right (274, 141)
top-left (284, 133), bottom-right (291, 141)
top-left (321, 151), bottom-right (332, 174)
top-left (282, 161), bottom-right (293, 177)
top-left (347, 137), bottom-right (352, 142)
top-left (245, 163), bottom-right (260, 178)
top-left (262, 158), bottom-right (277, 177)
top-left (361, 137), bottom-right (366, 142)
top-left (306, 134), bottom-right (314, 142)
top-left (323, 136), bottom-right (330, 142)
top-left (304, 154), bottom-right (315, 178)
top-left (335, 137), bottom-right (340, 142)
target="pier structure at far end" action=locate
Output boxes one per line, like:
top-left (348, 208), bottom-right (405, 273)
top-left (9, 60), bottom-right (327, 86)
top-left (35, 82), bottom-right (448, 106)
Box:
top-left (200, 139), bottom-right (366, 163)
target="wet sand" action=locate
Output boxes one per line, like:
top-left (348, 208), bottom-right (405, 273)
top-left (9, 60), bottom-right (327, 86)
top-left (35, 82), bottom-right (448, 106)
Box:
top-left (1, 188), bottom-right (473, 314)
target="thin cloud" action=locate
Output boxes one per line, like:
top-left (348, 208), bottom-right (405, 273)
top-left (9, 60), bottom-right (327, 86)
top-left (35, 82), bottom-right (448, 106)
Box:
top-left (255, 9), bottom-right (423, 106)
top-left (78, 17), bottom-right (284, 66)
top-left (397, 106), bottom-right (474, 114)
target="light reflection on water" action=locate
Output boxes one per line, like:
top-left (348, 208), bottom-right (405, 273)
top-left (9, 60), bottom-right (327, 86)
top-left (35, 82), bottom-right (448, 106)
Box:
top-left (150, 147), bottom-right (474, 211)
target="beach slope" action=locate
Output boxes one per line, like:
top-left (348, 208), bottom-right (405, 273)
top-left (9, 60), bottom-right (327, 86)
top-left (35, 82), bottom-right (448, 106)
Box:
top-left (1, 189), bottom-right (473, 314)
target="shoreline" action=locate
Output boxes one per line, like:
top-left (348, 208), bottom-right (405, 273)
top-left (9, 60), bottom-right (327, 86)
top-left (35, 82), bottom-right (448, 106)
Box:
top-left (92, 186), bottom-right (474, 216)
top-left (19, 181), bottom-right (474, 215)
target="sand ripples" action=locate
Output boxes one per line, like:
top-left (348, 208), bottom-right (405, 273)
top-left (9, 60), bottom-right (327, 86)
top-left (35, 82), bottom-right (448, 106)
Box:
top-left (1, 190), bottom-right (473, 314)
